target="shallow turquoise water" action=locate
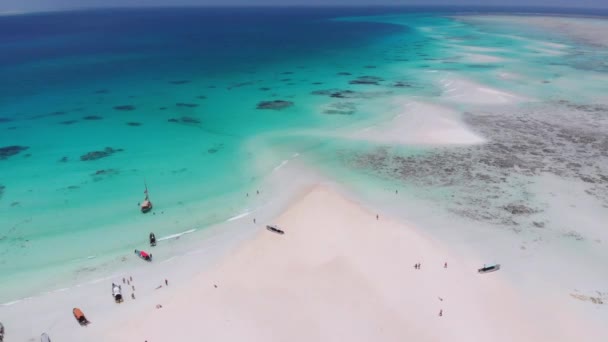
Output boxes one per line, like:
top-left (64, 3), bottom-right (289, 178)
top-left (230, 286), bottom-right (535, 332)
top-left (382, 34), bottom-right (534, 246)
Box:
top-left (1, 8), bottom-right (607, 303)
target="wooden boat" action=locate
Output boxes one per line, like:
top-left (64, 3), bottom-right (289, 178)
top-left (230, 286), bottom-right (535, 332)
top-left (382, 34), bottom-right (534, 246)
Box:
top-left (112, 283), bottom-right (123, 303)
top-left (73, 307), bottom-right (90, 326)
top-left (478, 264), bottom-right (501, 274)
top-left (141, 181), bottom-right (153, 213)
top-left (135, 249), bottom-right (152, 261)
top-left (266, 225), bottom-right (285, 235)
top-left (149, 232), bottom-right (157, 247)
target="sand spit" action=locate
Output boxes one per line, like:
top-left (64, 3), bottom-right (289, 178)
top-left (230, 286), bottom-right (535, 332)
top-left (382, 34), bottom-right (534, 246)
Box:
top-left (439, 76), bottom-right (528, 104)
top-left (350, 101), bottom-right (485, 146)
top-left (110, 186), bottom-right (592, 342)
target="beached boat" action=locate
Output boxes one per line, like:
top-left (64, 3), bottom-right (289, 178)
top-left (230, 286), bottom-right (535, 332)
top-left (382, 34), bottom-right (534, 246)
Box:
top-left (149, 232), bottom-right (156, 247)
top-left (141, 181), bottom-right (153, 213)
top-left (73, 307), bottom-right (90, 326)
top-left (266, 225), bottom-right (285, 235)
top-left (112, 283), bottom-right (123, 303)
top-left (41, 332), bottom-right (51, 342)
top-left (135, 249), bottom-right (152, 261)
top-left (478, 264), bottom-right (501, 273)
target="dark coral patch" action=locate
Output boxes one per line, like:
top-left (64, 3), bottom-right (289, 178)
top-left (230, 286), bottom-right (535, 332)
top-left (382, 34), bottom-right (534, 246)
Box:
top-left (159, 107), bottom-right (167, 110)
top-left (0, 145), bottom-right (29, 160)
top-left (349, 76), bottom-right (383, 85)
top-left (176, 103), bottom-right (199, 108)
top-left (113, 105), bottom-right (136, 111)
top-left (91, 169), bottom-right (120, 181)
top-left (312, 82), bottom-right (323, 85)
top-left (80, 147), bottom-right (123, 161)
top-left (364, 65), bottom-right (377, 69)
top-left (168, 116), bottom-right (201, 125)
top-left (323, 102), bottom-right (356, 115)
top-left (259, 87), bottom-right (271, 91)
top-left (170, 80), bottom-right (191, 85)
top-left (393, 82), bottom-right (413, 88)
top-left (127, 122), bottom-right (142, 126)
top-left (337, 72), bottom-right (352, 76)
top-left (256, 100), bottom-right (294, 110)
top-left (59, 120), bottom-right (78, 125)
top-left (83, 115), bottom-right (103, 120)
top-left (281, 71), bottom-right (294, 75)
top-left (0, 185), bottom-right (5, 198)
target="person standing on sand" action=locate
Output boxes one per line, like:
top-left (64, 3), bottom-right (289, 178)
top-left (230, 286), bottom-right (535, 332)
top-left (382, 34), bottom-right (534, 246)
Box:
top-left (439, 309), bottom-right (443, 317)
top-left (444, 262), bottom-right (448, 268)
top-left (376, 214), bottom-right (379, 220)
top-left (165, 279), bottom-right (168, 286)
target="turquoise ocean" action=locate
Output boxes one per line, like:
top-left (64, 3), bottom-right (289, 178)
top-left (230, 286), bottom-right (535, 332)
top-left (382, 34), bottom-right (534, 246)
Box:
top-left (1, 7), bottom-right (607, 303)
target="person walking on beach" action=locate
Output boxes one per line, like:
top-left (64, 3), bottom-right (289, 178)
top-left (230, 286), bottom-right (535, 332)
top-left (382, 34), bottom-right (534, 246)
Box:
top-left (165, 279), bottom-right (168, 286)
top-left (376, 214), bottom-right (379, 220)
top-left (444, 262), bottom-right (448, 268)
top-left (439, 309), bottom-right (443, 317)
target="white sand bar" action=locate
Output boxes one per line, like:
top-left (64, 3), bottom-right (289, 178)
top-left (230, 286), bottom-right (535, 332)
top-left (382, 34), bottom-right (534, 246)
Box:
top-left (110, 186), bottom-right (593, 342)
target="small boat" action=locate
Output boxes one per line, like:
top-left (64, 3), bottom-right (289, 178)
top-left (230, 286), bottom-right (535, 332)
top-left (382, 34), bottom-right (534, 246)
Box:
top-left (41, 332), bottom-right (51, 342)
top-left (73, 307), bottom-right (90, 326)
top-left (266, 225), bottom-right (285, 235)
top-left (135, 249), bottom-right (152, 261)
top-left (141, 181), bottom-right (153, 213)
top-left (112, 283), bottom-right (123, 303)
top-left (478, 264), bottom-right (501, 274)
top-left (149, 232), bottom-right (157, 247)
top-left (0, 321), bottom-right (4, 342)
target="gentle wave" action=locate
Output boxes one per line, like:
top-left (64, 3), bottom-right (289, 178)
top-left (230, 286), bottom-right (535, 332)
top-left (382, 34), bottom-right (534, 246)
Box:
top-left (273, 160), bottom-right (289, 172)
top-left (226, 211), bottom-right (251, 222)
top-left (157, 228), bottom-right (196, 242)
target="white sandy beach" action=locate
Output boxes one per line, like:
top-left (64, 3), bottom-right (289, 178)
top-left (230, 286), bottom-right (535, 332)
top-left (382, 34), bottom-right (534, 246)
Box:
top-left (106, 186), bottom-right (598, 342)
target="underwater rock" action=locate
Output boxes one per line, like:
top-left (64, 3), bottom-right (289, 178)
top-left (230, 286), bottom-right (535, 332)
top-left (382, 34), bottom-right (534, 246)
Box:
top-left (176, 103), bottom-right (199, 108)
top-left (393, 82), bottom-right (413, 88)
top-left (59, 156), bottom-right (69, 163)
top-left (280, 78), bottom-right (291, 82)
top-left (59, 120), bottom-right (78, 125)
top-left (364, 65), bottom-right (377, 69)
top-left (83, 115), bottom-right (103, 120)
top-left (312, 82), bottom-right (323, 85)
top-left (227, 81), bottom-right (254, 90)
top-left (337, 72), bottom-right (352, 76)
top-left (259, 87), bottom-right (271, 91)
top-left (80, 147), bottom-right (123, 161)
top-left (159, 107), bottom-right (167, 110)
top-left (113, 105), bottom-right (136, 111)
top-left (503, 203), bottom-right (536, 215)
top-left (312, 89), bottom-right (390, 99)
top-left (281, 71), bottom-right (294, 75)
top-left (0, 145), bottom-right (29, 160)
top-left (168, 116), bottom-right (201, 125)
top-left (170, 80), bottom-right (190, 85)
top-left (127, 122), bottom-right (142, 126)
top-left (256, 100), bottom-right (294, 110)
top-left (349, 76), bottom-right (383, 85)
top-left (323, 102), bottom-right (356, 115)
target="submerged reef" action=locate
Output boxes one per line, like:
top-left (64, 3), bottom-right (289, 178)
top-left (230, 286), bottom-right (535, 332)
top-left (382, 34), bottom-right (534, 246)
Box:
top-left (176, 103), bottom-right (199, 108)
top-left (312, 89), bottom-right (391, 99)
top-left (126, 122), bottom-right (142, 126)
top-left (349, 76), bottom-right (384, 85)
top-left (349, 101), bottom-right (608, 229)
top-left (113, 105), bottom-right (136, 111)
top-left (256, 100), bottom-right (294, 110)
top-left (59, 120), bottom-right (78, 125)
top-left (91, 168), bottom-right (120, 181)
top-left (168, 116), bottom-right (201, 125)
top-left (337, 72), bottom-right (352, 76)
top-left (323, 102), bottom-right (356, 115)
top-left (80, 147), bottom-right (124, 161)
top-left (83, 115), bottom-right (103, 120)
top-left (0, 145), bottom-right (29, 160)
top-left (169, 80), bottom-right (190, 85)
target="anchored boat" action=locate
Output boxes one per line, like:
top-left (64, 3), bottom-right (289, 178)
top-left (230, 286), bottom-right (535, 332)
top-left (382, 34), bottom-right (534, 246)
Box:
top-left (141, 181), bottom-right (153, 213)
top-left (266, 225), bottom-right (285, 235)
top-left (478, 264), bottom-right (501, 274)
